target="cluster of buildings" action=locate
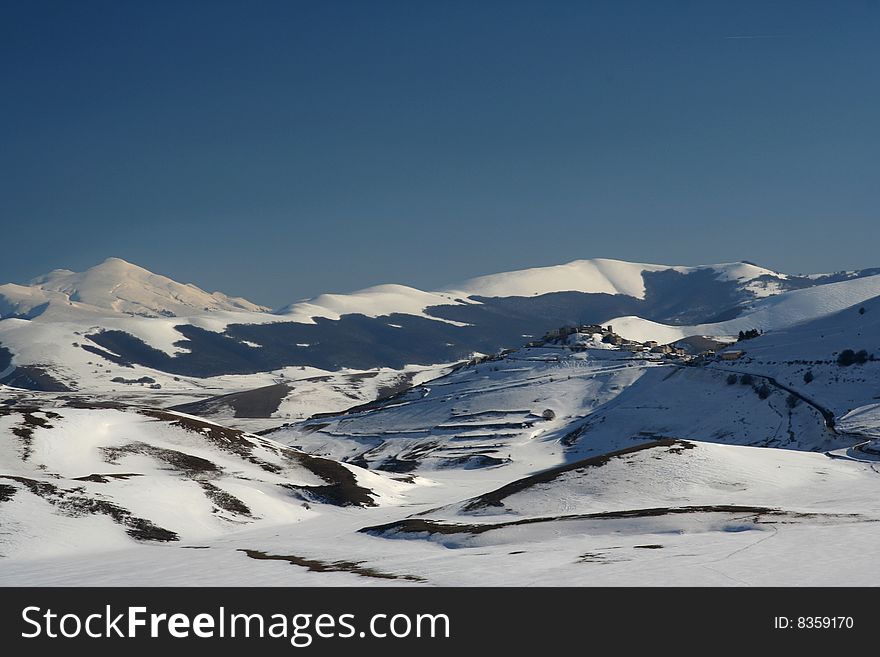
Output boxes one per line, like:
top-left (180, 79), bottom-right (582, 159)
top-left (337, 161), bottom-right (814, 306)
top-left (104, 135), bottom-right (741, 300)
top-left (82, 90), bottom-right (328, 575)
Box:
top-left (531, 324), bottom-right (689, 358)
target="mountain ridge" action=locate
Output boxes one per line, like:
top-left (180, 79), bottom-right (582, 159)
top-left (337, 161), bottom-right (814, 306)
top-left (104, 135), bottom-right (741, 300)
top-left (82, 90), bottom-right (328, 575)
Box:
top-left (2, 256), bottom-right (879, 389)
top-left (0, 256), bottom-right (813, 322)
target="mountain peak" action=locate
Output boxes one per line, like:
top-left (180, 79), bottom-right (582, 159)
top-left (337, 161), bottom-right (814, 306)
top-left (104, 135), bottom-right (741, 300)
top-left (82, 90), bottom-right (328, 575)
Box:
top-left (95, 256), bottom-right (145, 270)
top-left (2, 259), bottom-right (268, 320)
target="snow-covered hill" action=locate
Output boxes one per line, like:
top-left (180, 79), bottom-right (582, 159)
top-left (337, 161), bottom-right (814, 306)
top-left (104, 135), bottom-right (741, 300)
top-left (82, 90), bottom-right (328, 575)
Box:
top-left (705, 293), bottom-right (880, 418)
top-left (271, 338), bottom-right (854, 474)
top-left (351, 439), bottom-right (880, 586)
top-left (444, 258), bottom-right (787, 300)
top-left (608, 273), bottom-right (880, 343)
top-left (5, 432), bottom-right (880, 585)
top-left (0, 405), bottom-right (410, 559)
top-left (0, 258), bottom-right (268, 320)
top-left (277, 284), bottom-right (470, 324)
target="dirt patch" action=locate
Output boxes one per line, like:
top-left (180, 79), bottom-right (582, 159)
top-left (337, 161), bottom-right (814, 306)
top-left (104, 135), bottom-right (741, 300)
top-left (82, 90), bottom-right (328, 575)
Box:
top-left (140, 410), bottom-right (379, 507)
top-left (279, 449), bottom-right (377, 507)
top-left (0, 475), bottom-right (177, 541)
top-left (239, 549), bottom-right (424, 582)
top-left (576, 551), bottom-right (629, 564)
top-left (71, 473), bottom-right (143, 483)
top-left (0, 474), bottom-right (60, 498)
top-left (0, 483), bottom-right (16, 502)
top-left (346, 371), bottom-right (380, 381)
top-left (363, 505), bottom-right (865, 538)
top-left (60, 398), bottom-right (129, 410)
top-left (141, 409), bottom-right (254, 455)
top-left (102, 442), bottom-right (221, 477)
top-left (634, 544), bottom-right (664, 549)
top-left (61, 495), bottom-right (179, 541)
top-left (139, 409), bottom-right (283, 474)
top-left (0, 408), bottom-right (61, 461)
top-left (462, 440), bottom-right (695, 512)
top-left (199, 481), bottom-right (252, 516)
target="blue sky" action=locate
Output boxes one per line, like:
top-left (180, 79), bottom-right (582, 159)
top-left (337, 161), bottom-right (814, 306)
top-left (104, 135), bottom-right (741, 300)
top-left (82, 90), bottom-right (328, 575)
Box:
top-left (2, 1), bottom-right (878, 306)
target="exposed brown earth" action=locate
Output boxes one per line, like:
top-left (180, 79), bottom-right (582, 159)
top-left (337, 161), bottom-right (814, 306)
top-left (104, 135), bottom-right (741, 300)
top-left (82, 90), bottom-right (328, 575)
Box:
top-left (238, 549), bottom-right (425, 582)
top-left (0, 474), bottom-right (178, 541)
top-left (363, 505), bottom-right (869, 539)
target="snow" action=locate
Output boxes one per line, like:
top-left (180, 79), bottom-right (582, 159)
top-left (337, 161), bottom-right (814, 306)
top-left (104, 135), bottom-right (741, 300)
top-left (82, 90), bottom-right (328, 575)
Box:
top-left (608, 274), bottom-right (880, 343)
top-left (0, 406), bottom-right (414, 561)
top-left (3, 435), bottom-right (880, 585)
top-left (276, 284), bottom-right (471, 326)
top-left (275, 340), bottom-right (847, 475)
top-left (3, 256), bottom-right (880, 586)
top-left (839, 404), bottom-right (880, 440)
top-left (181, 362), bottom-right (456, 434)
top-left (443, 258), bottom-right (783, 300)
top-left (0, 256), bottom-right (853, 390)
top-left (0, 257), bottom-right (268, 320)
top-left (703, 293), bottom-right (880, 418)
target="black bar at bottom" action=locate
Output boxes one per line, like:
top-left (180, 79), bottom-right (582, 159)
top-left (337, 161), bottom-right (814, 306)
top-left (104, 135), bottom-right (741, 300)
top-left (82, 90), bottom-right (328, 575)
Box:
top-left (0, 587), bottom-right (872, 654)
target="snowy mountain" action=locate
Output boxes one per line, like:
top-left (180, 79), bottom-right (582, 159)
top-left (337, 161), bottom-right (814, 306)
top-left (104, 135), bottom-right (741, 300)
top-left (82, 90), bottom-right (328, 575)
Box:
top-left (3, 256), bottom-right (879, 396)
top-left (444, 258), bottom-right (787, 299)
top-left (0, 257), bottom-right (268, 320)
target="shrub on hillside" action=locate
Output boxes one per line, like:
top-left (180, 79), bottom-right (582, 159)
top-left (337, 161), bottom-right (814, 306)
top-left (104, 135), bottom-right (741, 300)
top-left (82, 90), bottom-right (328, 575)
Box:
top-left (838, 349), bottom-right (870, 366)
top-left (737, 329), bottom-right (761, 342)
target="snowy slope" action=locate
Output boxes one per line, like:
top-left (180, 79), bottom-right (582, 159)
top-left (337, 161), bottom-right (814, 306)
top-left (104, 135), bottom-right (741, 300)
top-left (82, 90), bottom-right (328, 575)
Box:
top-left (4, 437), bottom-right (880, 586)
top-left (353, 439), bottom-right (880, 587)
top-left (705, 294), bottom-right (880, 418)
top-left (167, 362), bottom-right (454, 433)
top-left (272, 337), bottom-right (850, 475)
top-left (277, 284), bottom-right (470, 325)
top-left (608, 274), bottom-right (880, 343)
top-left (0, 405), bottom-right (411, 559)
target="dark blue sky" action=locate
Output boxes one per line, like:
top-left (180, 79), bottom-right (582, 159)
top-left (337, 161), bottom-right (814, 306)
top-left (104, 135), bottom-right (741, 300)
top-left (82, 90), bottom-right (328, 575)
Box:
top-left (2, 1), bottom-right (879, 306)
